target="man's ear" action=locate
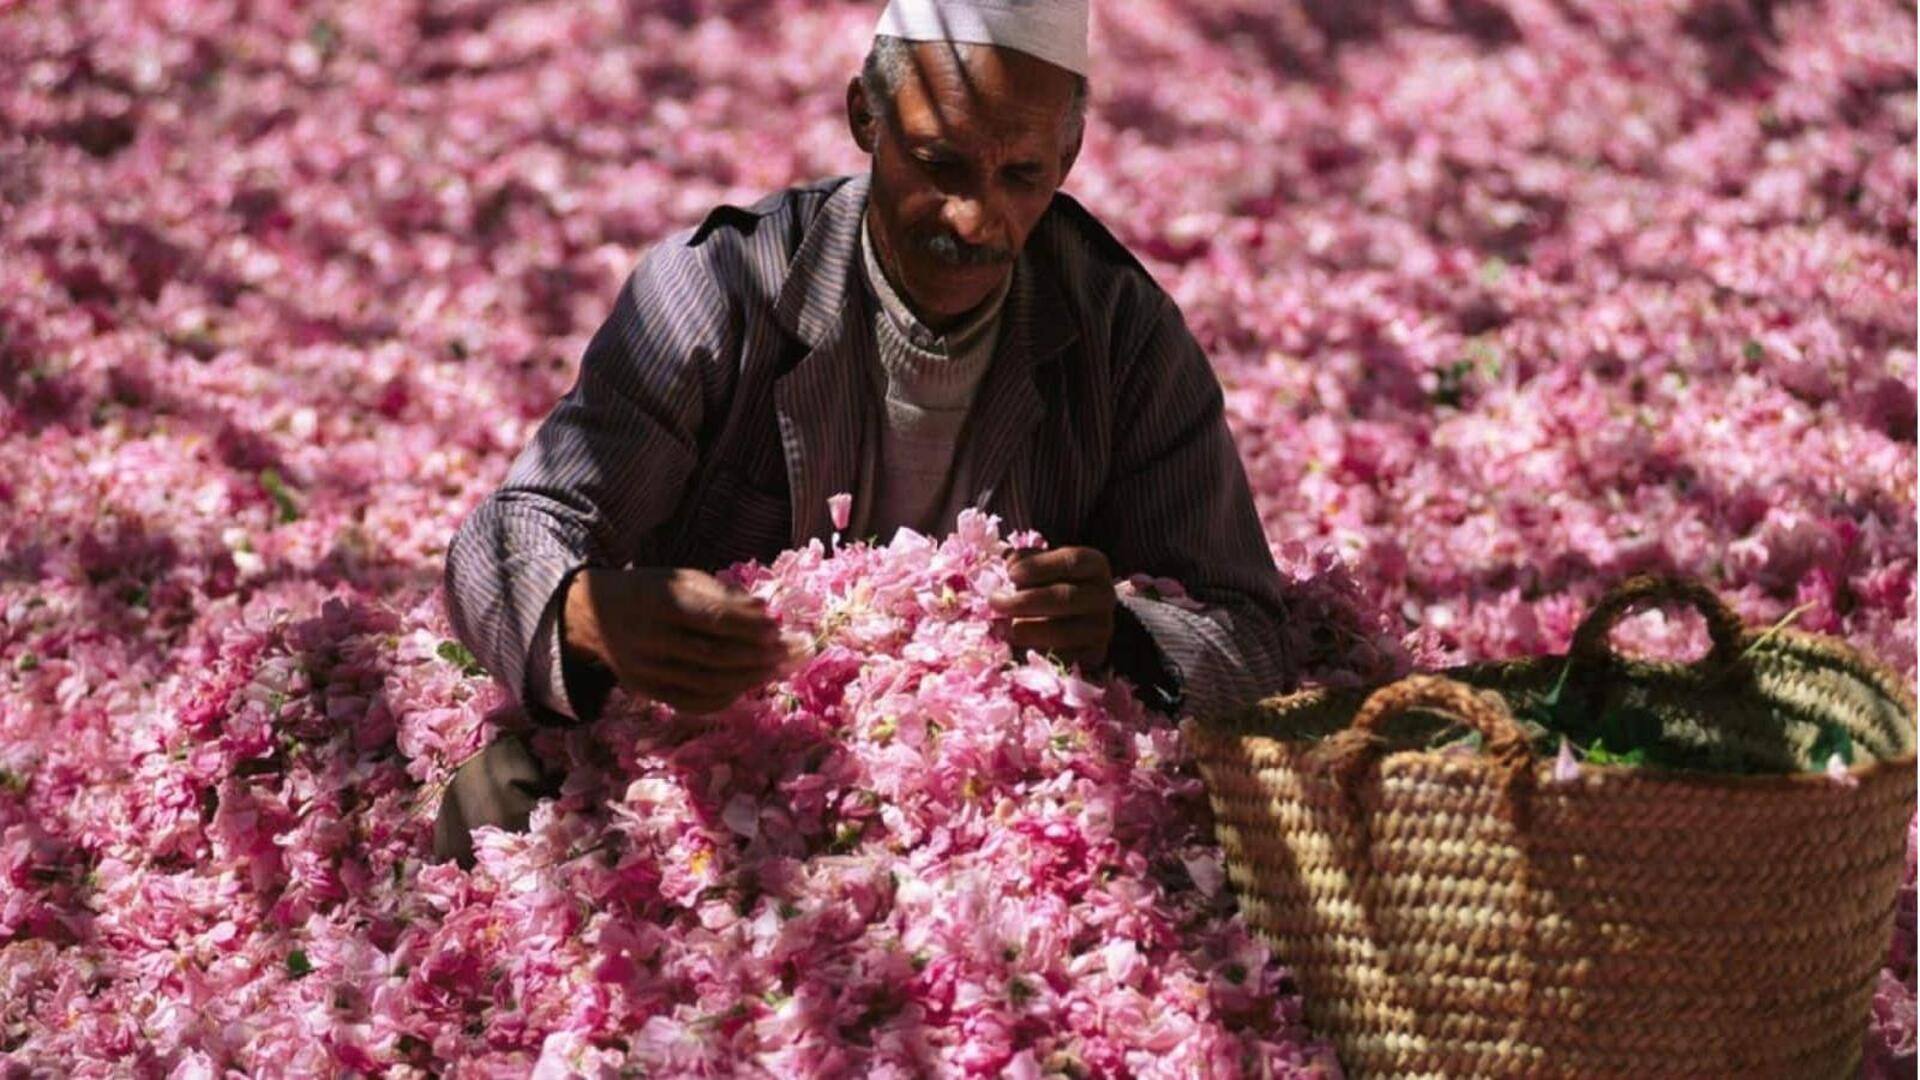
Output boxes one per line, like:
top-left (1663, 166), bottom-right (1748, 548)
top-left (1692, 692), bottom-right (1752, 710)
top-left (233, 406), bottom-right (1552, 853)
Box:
top-left (1057, 122), bottom-right (1083, 187)
top-left (847, 77), bottom-right (879, 155)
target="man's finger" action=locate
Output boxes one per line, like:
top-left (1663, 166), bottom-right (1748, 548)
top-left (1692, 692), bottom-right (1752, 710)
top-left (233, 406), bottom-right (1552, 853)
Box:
top-left (989, 581), bottom-right (1112, 619)
top-left (668, 592), bottom-right (783, 643)
top-left (620, 635), bottom-right (775, 679)
top-left (1008, 546), bottom-right (1108, 587)
top-left (652, 629), bottom-right (790, 672)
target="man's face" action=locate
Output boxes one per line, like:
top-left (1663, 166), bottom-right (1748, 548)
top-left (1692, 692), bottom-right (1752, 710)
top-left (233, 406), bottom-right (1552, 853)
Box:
top-left (848, 42), bottom-right (1081, 328)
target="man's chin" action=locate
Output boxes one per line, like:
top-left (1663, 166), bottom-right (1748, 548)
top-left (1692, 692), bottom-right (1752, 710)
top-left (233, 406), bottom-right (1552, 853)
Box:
top-left (909, 267), bottom-right (1010, 322)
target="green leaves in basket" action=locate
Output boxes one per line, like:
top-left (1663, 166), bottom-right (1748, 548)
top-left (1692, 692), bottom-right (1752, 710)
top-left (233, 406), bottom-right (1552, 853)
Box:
top-left (1505, 658), bottom-right (1673, 769)
top-left (1426, 714), bottom-right (1549, 755)
top-left (1809, 723), bottom-right (1855, 769)
top-left (1558, 703), bottom-right (1666, 768)
top-left (1430, 728), bottom-right (1484, 754)
top-left (1593, 703), bottom-right (1663, 757)
top-left (1509, 659), bottom-right (1578, 743)
top-left (1581, 740), bottom-right (1648, 767)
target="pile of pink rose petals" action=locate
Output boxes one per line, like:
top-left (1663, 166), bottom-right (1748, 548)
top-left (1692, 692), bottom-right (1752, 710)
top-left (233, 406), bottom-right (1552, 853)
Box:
top-left (3, 511), bottom-right (1344, 1074)
top-left (1, 0), bottom-right (1911, 1074)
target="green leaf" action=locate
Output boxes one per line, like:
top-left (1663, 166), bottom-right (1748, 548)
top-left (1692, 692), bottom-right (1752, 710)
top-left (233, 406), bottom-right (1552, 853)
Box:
top-left (1431, 728), bottom-right (1484, 753)
top-left (1742, 339), bottom-right (1765, 363)
top-left (287, 949), bottom-right (313, 978)
top-left (1506, 659), bottom-right (1578, 742)
top-left (1809, 723), bottom-right (1855, 768)
top-left (15, 652), bottom-right (38, 672)
top-left (436, 640), bottom-right (484, 677)
top-left (260, 469), bottom-right (300, 524)
top-left (1583, 740), bottom-right (1647, 767)
top-left (1541, 658), bottom-right (1574, 709)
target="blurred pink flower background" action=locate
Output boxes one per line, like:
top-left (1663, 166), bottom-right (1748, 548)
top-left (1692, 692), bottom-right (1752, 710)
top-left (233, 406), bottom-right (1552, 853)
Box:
top-left (0, 0), bottom-right (1912, 1074)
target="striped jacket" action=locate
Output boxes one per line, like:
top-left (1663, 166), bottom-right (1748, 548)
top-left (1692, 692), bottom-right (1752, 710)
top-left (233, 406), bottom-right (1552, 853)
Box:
top-left (444, 173), bottom-right (1294, 723)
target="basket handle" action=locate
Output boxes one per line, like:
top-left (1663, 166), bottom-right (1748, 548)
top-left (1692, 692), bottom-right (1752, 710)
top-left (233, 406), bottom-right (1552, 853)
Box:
top-left (1568, 575), bottom-right (1746, 673)
top-left (1323, 674), bottom-right (1536, 780)
top-left (1319, 674), bottom-right (1539, 839)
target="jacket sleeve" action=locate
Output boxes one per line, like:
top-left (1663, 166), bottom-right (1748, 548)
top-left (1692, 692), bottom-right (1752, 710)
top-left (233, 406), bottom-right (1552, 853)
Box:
top-left (1088, 296), bottom-right (1295, 720)
top-left (443, 241), bottom-right (727, 724)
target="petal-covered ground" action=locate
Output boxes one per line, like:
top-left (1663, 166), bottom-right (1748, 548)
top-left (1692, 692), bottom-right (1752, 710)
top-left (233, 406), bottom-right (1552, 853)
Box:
top-left (0, 0), bottom-right (1912, 1075)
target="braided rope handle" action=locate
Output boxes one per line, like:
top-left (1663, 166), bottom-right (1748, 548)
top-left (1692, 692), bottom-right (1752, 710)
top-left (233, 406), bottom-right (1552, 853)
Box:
top-left (1569, 574), bottom-right (1746, 673)
top-left (1349, 675), bottom-right (1533, 759)
top-left (1319, 675), bottom-right (1539, 831)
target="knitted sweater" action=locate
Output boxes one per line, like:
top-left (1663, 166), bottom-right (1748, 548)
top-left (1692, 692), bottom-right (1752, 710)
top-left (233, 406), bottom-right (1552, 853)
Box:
top-left (853, 212), bottom-right (1011, 539)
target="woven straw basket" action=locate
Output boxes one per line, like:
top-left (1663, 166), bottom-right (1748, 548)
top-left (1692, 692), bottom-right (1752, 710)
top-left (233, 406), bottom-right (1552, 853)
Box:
top-left (1188, 576), bottom-right (1917, 1078)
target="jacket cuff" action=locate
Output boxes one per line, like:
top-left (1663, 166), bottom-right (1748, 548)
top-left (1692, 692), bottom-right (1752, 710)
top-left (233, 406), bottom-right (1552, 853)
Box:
top-left (1109, 597), bottom-right (1185, 716)
top-left (527, 566), bottom-right (615, 727)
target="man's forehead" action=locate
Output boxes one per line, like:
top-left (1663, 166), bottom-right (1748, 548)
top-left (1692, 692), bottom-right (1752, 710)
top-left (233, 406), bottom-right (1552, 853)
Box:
top-left (890, 41), bottom-right (1075, 141)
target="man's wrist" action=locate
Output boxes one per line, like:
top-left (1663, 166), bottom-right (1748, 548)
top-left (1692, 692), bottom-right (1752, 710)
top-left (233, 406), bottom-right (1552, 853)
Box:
top-left (561, 567), bottom-right (611, 671)
top-left (553, 566), bottom-right (616, 726)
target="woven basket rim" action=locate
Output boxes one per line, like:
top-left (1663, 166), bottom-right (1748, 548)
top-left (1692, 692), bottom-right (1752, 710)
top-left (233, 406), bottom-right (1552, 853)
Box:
top-left (1184, 723), bottom-right (1918, 791)
top-left (1189, 625), bottom-right (1919, 789)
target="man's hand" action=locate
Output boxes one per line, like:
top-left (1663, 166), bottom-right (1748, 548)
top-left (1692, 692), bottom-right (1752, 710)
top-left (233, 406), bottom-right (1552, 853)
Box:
top-left (563, 567), bottom-right (799, 715)
top-left (988, 546), bottom-right (1117, 671)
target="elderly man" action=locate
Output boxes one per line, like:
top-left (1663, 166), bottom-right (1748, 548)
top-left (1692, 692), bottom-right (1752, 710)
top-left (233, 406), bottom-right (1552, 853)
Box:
top-left (434, 0), bottom-right (1293, 866)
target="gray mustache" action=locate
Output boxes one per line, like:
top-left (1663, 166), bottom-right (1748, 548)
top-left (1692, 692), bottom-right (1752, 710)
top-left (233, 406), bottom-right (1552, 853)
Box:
top-left (924, 232), bottom-right (1014, 267)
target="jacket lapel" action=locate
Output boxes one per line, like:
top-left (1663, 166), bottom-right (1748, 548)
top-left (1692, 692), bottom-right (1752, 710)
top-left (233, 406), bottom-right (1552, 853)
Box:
top-left (771, 176), bottom-right (873, 547)
top-left (964, 238), bottom-right (1079, 530)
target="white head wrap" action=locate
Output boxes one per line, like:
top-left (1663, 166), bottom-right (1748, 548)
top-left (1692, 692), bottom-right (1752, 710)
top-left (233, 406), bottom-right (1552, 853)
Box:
top-left (874, 0), bottom-right (1090, 77)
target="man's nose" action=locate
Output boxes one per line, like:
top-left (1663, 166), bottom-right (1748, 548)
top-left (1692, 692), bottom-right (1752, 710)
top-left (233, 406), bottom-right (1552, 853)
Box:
top-left (941, 193), bottom-right (1002, 249)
